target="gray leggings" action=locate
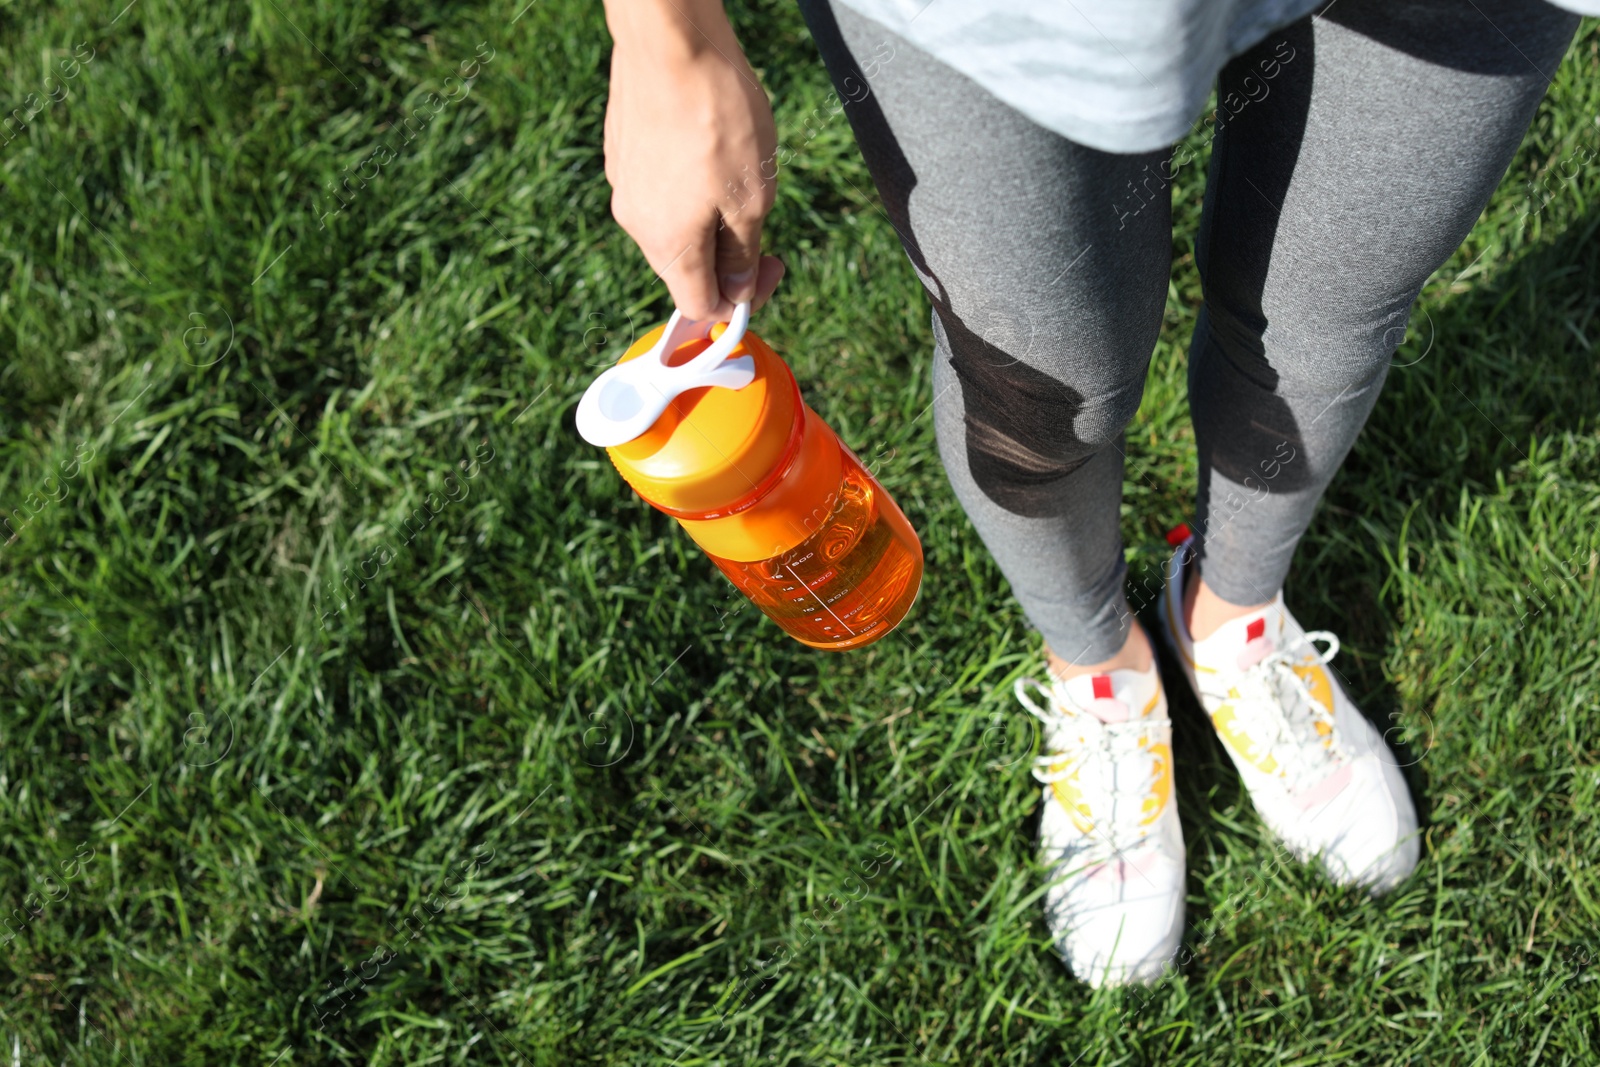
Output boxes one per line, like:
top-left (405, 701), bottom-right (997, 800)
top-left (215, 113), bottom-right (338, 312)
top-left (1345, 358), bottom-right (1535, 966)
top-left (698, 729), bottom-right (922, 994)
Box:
top-left (798, 0), bottom-right (1577, 663)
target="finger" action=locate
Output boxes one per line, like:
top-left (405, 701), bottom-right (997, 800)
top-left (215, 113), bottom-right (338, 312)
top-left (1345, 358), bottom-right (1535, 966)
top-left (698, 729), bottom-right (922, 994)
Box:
top-left (714, 192), bottom-right (768, 308)
top-left (644, 221), bottom-right (722, 322)
top-left (750, 255), bottom-right (785, 312)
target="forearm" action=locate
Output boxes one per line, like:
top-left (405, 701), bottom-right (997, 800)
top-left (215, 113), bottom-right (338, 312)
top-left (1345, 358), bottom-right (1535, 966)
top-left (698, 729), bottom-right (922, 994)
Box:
top-left (602, 0), bottom-right (743, 63)
top-left (600, 0), bottom-right (783, 319)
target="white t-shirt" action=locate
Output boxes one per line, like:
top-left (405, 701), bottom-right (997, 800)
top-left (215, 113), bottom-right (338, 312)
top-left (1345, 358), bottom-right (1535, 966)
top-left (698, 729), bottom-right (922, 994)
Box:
top-left (833, 0), bottom-right (1595, 153)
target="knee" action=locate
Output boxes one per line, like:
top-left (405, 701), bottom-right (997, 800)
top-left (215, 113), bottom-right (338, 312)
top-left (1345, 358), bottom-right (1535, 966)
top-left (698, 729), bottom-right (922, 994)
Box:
top-left (1201, 286), bottom-right (1408, 397)
top-left (935, 305), bottom-right (1148, 516)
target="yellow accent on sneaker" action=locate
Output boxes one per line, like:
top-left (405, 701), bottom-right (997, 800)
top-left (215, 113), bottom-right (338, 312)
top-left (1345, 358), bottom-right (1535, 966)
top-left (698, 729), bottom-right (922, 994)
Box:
top-left (1048, 764), bottom-right (1097, 836)
top-left (1138, 735), bottom-right (1173, 828)
top-left (1291, 662), bottom-right (1336, 748)
top-left (1211, 702), bottom-right (1281, 775)
top-left (1047, 690), bottom-right (1167, 833)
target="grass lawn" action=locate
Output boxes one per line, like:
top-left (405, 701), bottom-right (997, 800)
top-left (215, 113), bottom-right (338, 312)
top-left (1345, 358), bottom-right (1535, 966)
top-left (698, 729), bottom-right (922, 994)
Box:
top-left (2, 0), bottom-right (1599, 1062)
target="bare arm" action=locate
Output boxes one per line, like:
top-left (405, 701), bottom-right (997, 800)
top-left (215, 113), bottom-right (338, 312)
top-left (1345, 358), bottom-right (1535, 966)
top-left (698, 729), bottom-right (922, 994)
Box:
top-left (602, 0), bottom-right (785, 321)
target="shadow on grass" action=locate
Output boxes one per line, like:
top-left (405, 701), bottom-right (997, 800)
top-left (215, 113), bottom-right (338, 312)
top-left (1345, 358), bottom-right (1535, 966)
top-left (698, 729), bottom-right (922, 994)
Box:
top-left (1329, 203), bottom-right (1599, 804)
top-left (1149, 204), bottom-right (1600, 921)
top-left (1046, 211), bottom-right (1598, 1018)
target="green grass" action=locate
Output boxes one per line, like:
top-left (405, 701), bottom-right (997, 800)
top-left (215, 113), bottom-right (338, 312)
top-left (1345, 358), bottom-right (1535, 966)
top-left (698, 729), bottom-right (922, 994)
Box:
top-left (2, 0), bottom-right (1598, 1062)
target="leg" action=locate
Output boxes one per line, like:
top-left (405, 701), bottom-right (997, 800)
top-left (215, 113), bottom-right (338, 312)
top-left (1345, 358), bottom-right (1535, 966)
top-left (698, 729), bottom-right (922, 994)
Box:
top-left (796, 0), bottom-right (1173, 668)
top-left (1188, 0), bottom-right (1578, 631)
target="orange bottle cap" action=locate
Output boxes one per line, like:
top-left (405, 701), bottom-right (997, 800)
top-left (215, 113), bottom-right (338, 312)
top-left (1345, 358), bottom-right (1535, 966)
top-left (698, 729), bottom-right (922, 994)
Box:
top-left (606, 320), bottom-right (800, 516)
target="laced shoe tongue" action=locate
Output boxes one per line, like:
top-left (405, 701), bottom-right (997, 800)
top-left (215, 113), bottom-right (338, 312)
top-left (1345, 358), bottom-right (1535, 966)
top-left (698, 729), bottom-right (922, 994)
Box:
top-left (1057, 673), bottom-right (1127, 723)
top-left (1237, 616), bottom-right (1278, 670)
top-left (1050, 669), bottom-right (1165, 845)
top-left (1197, 607), bottom-right (1284, 670)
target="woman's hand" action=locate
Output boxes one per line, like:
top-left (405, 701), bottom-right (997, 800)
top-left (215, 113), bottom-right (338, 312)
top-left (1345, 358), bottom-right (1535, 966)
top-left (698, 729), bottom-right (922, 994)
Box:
top-left (603, 0), bottom-right (785, 321)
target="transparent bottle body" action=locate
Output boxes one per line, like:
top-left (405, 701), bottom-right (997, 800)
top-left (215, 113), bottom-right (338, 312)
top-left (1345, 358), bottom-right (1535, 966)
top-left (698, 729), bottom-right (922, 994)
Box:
top-left (706, 443), bottom-right (922, 650)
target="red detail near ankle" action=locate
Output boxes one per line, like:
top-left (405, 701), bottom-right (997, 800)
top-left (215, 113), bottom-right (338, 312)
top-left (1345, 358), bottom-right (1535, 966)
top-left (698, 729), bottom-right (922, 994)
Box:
top-left (1246, 618), bottom-right (1265, 642)
top-left (1165, 523), bottom-right (1192, 547)
top-left (1092, 675), bottom-right (1114, 701)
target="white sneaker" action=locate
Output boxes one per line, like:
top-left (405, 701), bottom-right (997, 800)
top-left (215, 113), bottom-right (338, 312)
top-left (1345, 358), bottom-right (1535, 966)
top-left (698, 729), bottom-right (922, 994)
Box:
top-left (1014, 658), bottom-right (1185, 987)
top-left (1155, 529), bottom-right (1420, 895)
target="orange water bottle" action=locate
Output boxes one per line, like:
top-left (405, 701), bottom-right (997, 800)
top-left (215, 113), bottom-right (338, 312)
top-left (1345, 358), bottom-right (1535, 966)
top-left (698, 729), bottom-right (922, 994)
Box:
top-left (576, 302), bottom-right (922, 650)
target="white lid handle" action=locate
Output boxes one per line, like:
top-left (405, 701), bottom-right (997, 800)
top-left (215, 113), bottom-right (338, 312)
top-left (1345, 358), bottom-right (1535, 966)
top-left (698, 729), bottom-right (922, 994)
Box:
top-left (575, 302), bottom-right (755, 448)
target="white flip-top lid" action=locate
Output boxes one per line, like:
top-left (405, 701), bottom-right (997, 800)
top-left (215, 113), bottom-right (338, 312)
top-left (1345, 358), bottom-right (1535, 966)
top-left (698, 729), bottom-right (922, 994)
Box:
top-left (575, 302), bottom-right (754, 448)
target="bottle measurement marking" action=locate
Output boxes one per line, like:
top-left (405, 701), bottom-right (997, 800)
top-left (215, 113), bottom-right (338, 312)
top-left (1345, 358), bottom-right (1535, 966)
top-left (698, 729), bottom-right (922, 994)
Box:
top-left (785, 564), bottom-right (856, 637)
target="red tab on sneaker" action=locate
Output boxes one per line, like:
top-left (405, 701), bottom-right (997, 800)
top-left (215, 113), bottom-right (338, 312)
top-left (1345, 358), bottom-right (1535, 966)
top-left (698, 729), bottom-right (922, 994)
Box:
top-left (1092, 675), bottom-right (1114, 701)
top-left (1237, 616), bottom-right (1275, 669)
top-left (1165, 523), bottom-right (1192, 547)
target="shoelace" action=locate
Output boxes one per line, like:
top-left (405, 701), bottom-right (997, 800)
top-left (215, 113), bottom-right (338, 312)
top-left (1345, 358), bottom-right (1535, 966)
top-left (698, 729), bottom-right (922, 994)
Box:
top-left (1228, 630), bottom-right (1350, 792)
top-left (1014, 677), bottom-right (1166, 853)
